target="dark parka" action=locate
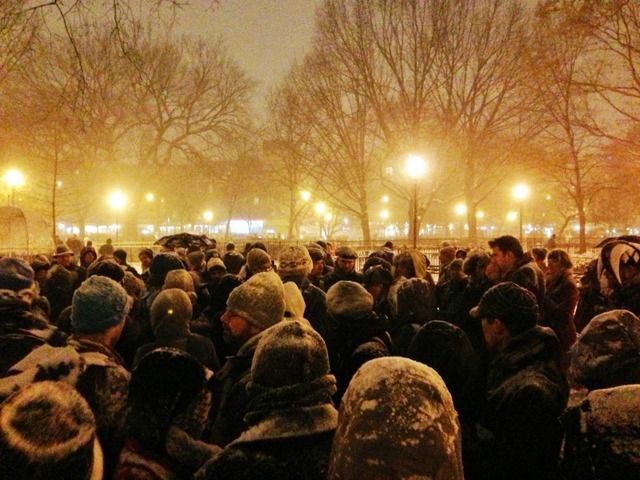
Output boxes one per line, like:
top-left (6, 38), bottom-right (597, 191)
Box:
top-left (480, 325), bottom-right (568, 480)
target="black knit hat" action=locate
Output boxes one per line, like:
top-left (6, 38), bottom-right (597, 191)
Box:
top-left (147, 252), bottom-right (184, 287)
top-left (0, 257), bottom-right (34, 291)
top-left (0, 381), bottom-right (100, 480)
top-left (470, 281), bottom-right (538, 333)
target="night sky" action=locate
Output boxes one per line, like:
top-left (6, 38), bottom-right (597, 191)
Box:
top-left (178, 0), bottom-right (322, 116)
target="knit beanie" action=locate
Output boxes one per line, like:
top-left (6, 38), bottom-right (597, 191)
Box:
top-left (250, 320), bottom-right (332, 390)
top-left (0, 381), bottom-right (101, 480)
top-left (71, 276), bottom-right (129, 334)
top-left (86, 258), bottom-right (125, 283)
top-left (147, 252), bottom-right (184, 287)
top-left (163, 269), bottom-right (195, 292)
top-left (207, 257), bottom-right (226, 272)
top-left (226, 271), bottom-right (285, 331)
top-left (469, 281), bottom-right (538, 333)
top-left (150, 288), bottom-right (193, 338)
top-left (283, 281), bottom-right (306, 319)
top-left (247, 248), bottom-right (273, 274)
top-left (277, 245), bottom-right (313, 278)
top-left (326, 280), bottom-right (373, 320)
top-left (0, 257), bottom-right (34, 291)
top-left (569, 309), bottom-right (640, 390)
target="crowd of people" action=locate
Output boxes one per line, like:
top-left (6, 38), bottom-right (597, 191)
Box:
top-left (1, 233), bottom-right (640, 479)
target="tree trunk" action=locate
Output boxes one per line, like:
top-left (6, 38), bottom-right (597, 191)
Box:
top-left (578, 210), bottom-right (587, 253)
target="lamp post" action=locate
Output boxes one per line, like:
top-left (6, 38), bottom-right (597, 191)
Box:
top-left (404, 154), bottom-right (427, 249)
top-left (3, 168), bottom-right (25, 207)
top-left (512, 183), bottom-right (530, 244)
top-left (107, 190), bottom-right (127, 242)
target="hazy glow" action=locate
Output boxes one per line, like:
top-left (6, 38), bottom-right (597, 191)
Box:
top-left (314, 201), bottom-right (327, 215)
top-left (512, 183), bottom-right (530, 201)
top-left (300, 190), bottom-right (311, 201)
top-left (324, 212), bottom-right (333, 222)
top-left (454, 203), bottom-right (467, 216)
top-left (507, 211), bottom-right (518, 222)
top-left (145, 192), bottom-right (155, 202)
top-left (404, 154), bottom-right (427, 179)
top-left (476, 210), bottom-right (485, 219)
top-left (203, 210), bottom-right (213, 221)
top-left (380, 208), bottom-right (389, 220)
top-left (108, 190), bottom-right (127, 210)
top-left (3, 169), bottom-right (24, 188)
top-left (381, 195), bottom-right (389, 203)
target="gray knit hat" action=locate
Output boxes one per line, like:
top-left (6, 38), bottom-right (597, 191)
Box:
top-left (326, 281), bottom-right (373, 319)
top-left (277, 245), bottom-right (313, 278)
top-left (227, 271), bottom-right (285, 331)
top-left (150, 289), bottom-right (193, 338)
top-left (247, 248), bottom-right (273, 274)
top-left (0, 381), bottom-right (101, 480)
top-left (71, 275), bottom-right (129, 333)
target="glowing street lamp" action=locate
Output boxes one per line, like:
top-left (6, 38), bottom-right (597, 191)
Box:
top-left (454, 203), bottom-right (467, 216)
top-left (3, 168), bottom-right (25, 206)
top-left (512, 183), bottom-right (530, 244)
top-left (107, 190), bottom-right (127, 241)
top-left (300, 190), bottom-right (311, 202)
top-left (380, 208), bottom-right (390, 240)
top-left (314, 201), bottom-right (327, 215)
top-left (203, 210), bottom-right (213, 222)
top-left (145, 192), bottom-right (155, 202)
top-left (404, 154), bottom-right (427, 249)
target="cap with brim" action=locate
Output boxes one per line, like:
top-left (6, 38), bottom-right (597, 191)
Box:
top-left (53, 246), bottom-right (74, 257)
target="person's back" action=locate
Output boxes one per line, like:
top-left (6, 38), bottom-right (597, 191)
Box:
top-left (196, 320), bottom-right (338, 480)
top-left (471, 282), bottom-right (568, 480)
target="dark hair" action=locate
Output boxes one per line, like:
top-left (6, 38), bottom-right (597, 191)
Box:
top-left (138, 248), bottom-right (154, 259)
top-left (225, 242), bottom-right (235, 251)
top-left (531, 247), bottom-right (548, 262)
top-left (113, 248), bottom-right (127, 263)
top-left (363, 256), bottom-right (392, 274)
top-left (488, 235), bottom-right (523, 258)
top-left (548, 248), bottom-right (572, 269)
top-left (393, 252), bottom-right (416, 278)
top-left (363, 265), bottom-right (393, 289)
top-left (383, 241), bottom-right (394, 249)
top-left (463, 251), bottom-right (491, 276)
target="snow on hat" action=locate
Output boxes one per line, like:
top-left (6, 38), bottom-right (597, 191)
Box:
top-left (469, 281), bottom-right (538, 332)
top-left (247, 248), bottom-right (273, 274)
top-left (250, 320), bottom-right (332, 390)
top-left (0, 381), bottom-right (101, 480)
top-left (335, 246), bottom-right (358, 259)
top-left (147, 252), bottom-right (184, 287)
top-left (283, 281), bottom-right (306, 319)
top-left (0, 257), bottom-right (34, 291)
top-left (207, 257), bottom-right (226, 272)
top-left (326, 280), bottom-right (373, 319)
top-left (226, 271), bottom-right (285, 331)
top-left (569, 309), bottom-right (640, 390)
top-left (329, 357), bottom-right (463, 480)
top-left (71, 275), bottom-right (129, 333)
top-left (277, 245), bottom-right (313, 278)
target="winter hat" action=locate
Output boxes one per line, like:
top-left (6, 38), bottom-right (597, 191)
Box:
top-left (397, 277), bottom-right (437, 325)
top-left (408, 321), bottom-right (478, 419)
top-left (147, 252), bottom-right (184, 287)
top-left (283, 281), bottom-right (306, 319)
top-left (0, 257), bottom-right (34, 291)
top-left (30, 255), bottom-right (51, 273)
top-left (52, 245), bottom-right (74, 258)
top-left (223, 250), bottom-right (245, 275)
top-left (187, 250), bottom-right (205, 270)
top-left (0, 381), bottom-right (102, 480)
top-left (128, 348), bottom-right (207, 451)
top-left (226, 271), bottom-right (285, 331)
top-left (207, 257), bottom-right (226, 272)
top-left (247, 248), bottom-right (273, 274)
top-left (363, 264), bottom-right (393, 289)
top-left (569, 309), bottom-right (640, 390)
top-left (150, 288), bottom-right (193, 338)
top-left (277, 245), bottom-right (313, 278)
top-left (163, 269), bottom-right (195, 292)
top-left (335, 246), bottom-right (358, 259)
top-left (328, 357), bottom-right (463, 480)
top-left (250, 320), bottom-right (332, 390)
top-left (113, 248), bottom-right (127, 264)
top-left (469, 281), bottom-right (538, 333)
top-left (86, 258), bottom-right (125, 283)
top-left (326, 281), bottom-right (373, 320)
top-left (307, 247), bottom-right (325, 262)
top-left (71, 275), bottom-right (129, 334)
